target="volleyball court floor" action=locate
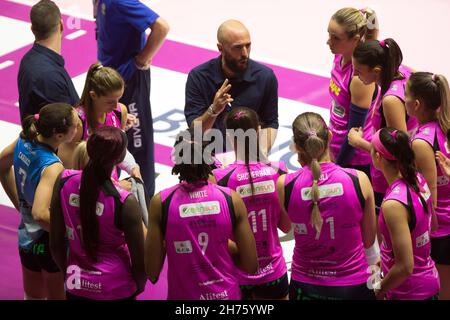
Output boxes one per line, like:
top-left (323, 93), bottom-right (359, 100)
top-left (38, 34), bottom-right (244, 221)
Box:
top-left (0, 0), bottom-right (449, 299)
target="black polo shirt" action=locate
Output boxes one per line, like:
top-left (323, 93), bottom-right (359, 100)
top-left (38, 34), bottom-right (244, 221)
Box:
top-left (18, 43), bottom-right (79, 120)
top-left (184, 56), bottom-right (279, 135)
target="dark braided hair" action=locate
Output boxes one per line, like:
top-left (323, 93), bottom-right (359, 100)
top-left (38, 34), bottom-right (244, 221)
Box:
top-left (172, 127), bottom-right (216, 184)
top-left (79, 127), bottom-right (128, 261)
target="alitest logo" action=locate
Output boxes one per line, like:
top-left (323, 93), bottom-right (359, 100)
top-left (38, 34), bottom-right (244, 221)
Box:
top-left (66, 265), bottom-right (103, 293)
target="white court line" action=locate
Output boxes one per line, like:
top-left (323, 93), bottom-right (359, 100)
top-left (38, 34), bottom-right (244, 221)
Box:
top-left (0, 60), bottom-right (14, 70)
top-left (165, 34), bottom-right (331, 78)
top-left (6, 0), bottom-right (96, 21)
top-left (65, 29), bottom-right (87, 40)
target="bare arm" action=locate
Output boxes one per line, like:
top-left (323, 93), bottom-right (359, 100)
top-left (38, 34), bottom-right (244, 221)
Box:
top-left (376, 200), bottom-right (414, 299)
top-left (49, 172), bottom-right (67, 273)
top-left (259, 128), bottom-right (278, 156)
top-left (58, 117), bottom-right (83, 169)
top-left (0, 139), bottom-right (19, 210)
top-left (382, 96), bottom-right (408, 132)
top-left (346, 78), bottom-right (376, 154)
top-left (436, 151), bottom-right (450, 177)
top-left (135, 17), bottom-right (170, 68)
top-left (32, 162), bottom-right (65, 231)
top-left (276, 174), bottom-right (291, 233)
top-left (413, 140), bottom-right (437, 208)
top-left (145, 193), bottom-right (166, 283)
top-left (230, 190), bottom-right (258, 274)
top-left (357, 170), bottom-right (376, 248)
top-left (121, 195), bottom-right (147, 294)
top-left (413, 139), bottom-right (439, 231)
top-left (350, 77), bottom-right (375, 110)
top-left (207, 174), bottom-right (218, 184)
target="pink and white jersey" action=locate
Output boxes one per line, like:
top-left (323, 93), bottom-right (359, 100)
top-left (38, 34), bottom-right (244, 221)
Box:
top-left (413, 121), bottom-right (450, 238)
top-left (370, 65), bottom-right (418, 193)
top-left (59, 169), bottom-right (137, 300)
top-left (329, 55), bottom-right (379, 166)
top-left (77, 105), bottom-right (122, 141)
top-left (379, 175), bottom-right (439, 300)
top-left (213, 160), bottom-right (288, 285)
top-left (161, 181), bottom-right (241, 300)
top-left (284, 162), bottom-right (370, 286)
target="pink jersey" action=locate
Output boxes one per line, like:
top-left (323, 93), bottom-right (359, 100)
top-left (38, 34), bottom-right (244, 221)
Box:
top-left (370, 65), bottom-right (418, 193)
top-left (77, 105), bottom-right (122, 141)
top-left (213, 160), bottom-right (288, 285)
top-left (59, 169), bottom-right (137, 300)
top-left (329, 55), bottom-right (379, 166)
top-left (379, 175), bottom-right (439, 299)
top-left (284, 162), bottom-right (370, 286)
top-left (413, 121), bottom-right (450, 238)
top-left (77, 105), bottom-right (122, 180)
top-left (160, 181), bottom-right (241, 300)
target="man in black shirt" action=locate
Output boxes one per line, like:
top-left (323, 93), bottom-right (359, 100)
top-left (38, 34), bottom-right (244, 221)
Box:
top-left (184, 20), bottom-right (279, 153)
top-left (18, 0), bottom-right (79, 120)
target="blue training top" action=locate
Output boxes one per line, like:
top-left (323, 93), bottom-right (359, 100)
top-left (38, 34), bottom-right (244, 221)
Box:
top-left (13, 138), bottom-right (60, 248)
top-left (95, 0), bottom-right (159, 81)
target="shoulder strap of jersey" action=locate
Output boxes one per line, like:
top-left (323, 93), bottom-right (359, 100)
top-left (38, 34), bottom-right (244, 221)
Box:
top-left (161, 186), bottom-right (181, 237)
top-left (284, 173), bottom-right (300, 212)
top-left (216, 167), bottom-right (237, 187)
top-left (341, 169), bottom-right (365, 211)
top-left (217, 188), bottom-right (236, 230)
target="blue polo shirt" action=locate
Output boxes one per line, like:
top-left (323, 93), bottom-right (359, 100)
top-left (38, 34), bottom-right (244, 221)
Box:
top-left (96, 0), bottom-right (159, 81)
top-left (18, 43), bottom-right (79, 120)
top-left (185, 56), bottom-right (279, 136)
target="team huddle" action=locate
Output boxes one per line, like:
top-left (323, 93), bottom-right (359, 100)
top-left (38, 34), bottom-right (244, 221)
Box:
top-left (1, 1), bottom-right (450, 301)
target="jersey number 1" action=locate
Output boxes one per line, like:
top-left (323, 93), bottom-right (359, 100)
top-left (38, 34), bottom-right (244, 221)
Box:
top-left (315, 217), bottom-right (335, 240)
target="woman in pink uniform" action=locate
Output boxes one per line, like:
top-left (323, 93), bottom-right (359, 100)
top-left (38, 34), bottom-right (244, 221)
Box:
top-left (212, 107), bottom-right (291, 300)
top-left (405, 72), bottom-right (450, 299)
top-left (145, 127), bottom-right (258, 300)
top-left (50, 127), bottom-right (146, 300)
top-left (349, 38), bottom-right (418, 214)
top-left (278, 112), bottom-right (377, 300)
top-left (327, 7), bottom-right (379, 177)
top-left (58, 63), bottom-right (136, 171)
top-left (371, 127), bottom-right (439, 300)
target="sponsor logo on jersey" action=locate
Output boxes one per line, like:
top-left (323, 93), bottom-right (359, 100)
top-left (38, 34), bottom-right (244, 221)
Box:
top-left (416, 231), bottom-right (430, 248)
top-left (179, 201), bottom-right (220, 217)
top-left (329, 79), bottom-right (341, 96)
top-left (331, 100), bottom-right (345, 118)
top-left (69, 193), bottom-right (104, 216)
top-left (174, 240), bottom-right (193, 254)
top-left (199, 290), bottom-right (229, 300)
top-left (301, 183), bottom-right (344, 200)
top-left (293, 223), bottom-right (308, 235)
top-left (236, 180), bottom-right (275, 198)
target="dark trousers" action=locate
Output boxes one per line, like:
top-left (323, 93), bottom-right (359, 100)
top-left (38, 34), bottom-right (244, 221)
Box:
top-left (120, 69), bottom-right (155, 197)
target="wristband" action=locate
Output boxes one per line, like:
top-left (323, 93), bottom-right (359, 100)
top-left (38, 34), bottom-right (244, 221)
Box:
top-left (207, 105), bottom-right (219, 117)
